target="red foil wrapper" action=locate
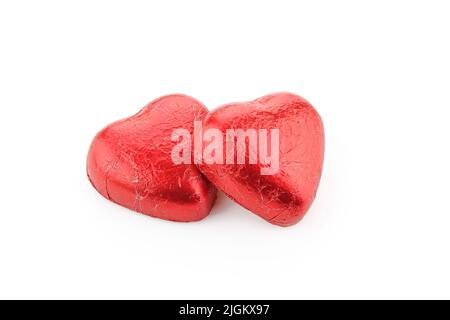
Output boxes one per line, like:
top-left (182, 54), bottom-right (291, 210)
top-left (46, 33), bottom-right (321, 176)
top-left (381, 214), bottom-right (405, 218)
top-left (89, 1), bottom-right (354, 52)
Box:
top-left (196, 92), bottom-right (324, 227)
top-left (87, 94), bottom-right (217, 222)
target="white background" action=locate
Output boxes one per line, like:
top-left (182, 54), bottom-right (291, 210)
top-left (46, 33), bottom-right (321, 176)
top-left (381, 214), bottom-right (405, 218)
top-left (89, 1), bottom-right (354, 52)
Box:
top-left (1, 0), bottom-right (449, 300)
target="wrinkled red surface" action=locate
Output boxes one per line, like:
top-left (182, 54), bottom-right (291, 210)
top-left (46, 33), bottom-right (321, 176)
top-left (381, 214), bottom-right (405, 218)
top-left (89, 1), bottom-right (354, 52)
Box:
top-left (87, 94), bottom-right (217, 222)
top-left (197, 92), bottom-right (324, 227)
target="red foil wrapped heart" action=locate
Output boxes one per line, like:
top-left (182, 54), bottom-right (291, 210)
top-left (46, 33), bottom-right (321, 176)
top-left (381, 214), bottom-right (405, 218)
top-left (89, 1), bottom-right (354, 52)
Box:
top-left (87, 94), bottom-right (217, 222)
top-left (196, 92), bottom-right (324, 227)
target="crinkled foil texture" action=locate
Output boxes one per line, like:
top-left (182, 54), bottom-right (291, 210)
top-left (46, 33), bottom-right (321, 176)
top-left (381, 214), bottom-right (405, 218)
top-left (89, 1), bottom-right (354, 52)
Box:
top-left (197, 92), bottom-right (324, 226)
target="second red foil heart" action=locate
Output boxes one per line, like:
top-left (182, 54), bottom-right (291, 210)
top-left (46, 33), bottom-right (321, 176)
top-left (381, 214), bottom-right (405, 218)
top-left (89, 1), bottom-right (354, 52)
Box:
top-left (195, 92), bottom-right (324, 227)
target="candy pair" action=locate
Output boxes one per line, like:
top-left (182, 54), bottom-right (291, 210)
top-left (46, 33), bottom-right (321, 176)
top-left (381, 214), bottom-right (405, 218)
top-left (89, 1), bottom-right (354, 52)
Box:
top-left (87, 93), bottom-right (324, 227)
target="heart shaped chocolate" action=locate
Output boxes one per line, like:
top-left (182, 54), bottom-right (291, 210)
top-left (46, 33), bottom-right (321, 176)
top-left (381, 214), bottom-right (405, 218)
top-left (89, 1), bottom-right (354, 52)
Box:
top-left (196, 92), bottom-right (324, 226)
top-left (87, 94), bottom-right (217, 222)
